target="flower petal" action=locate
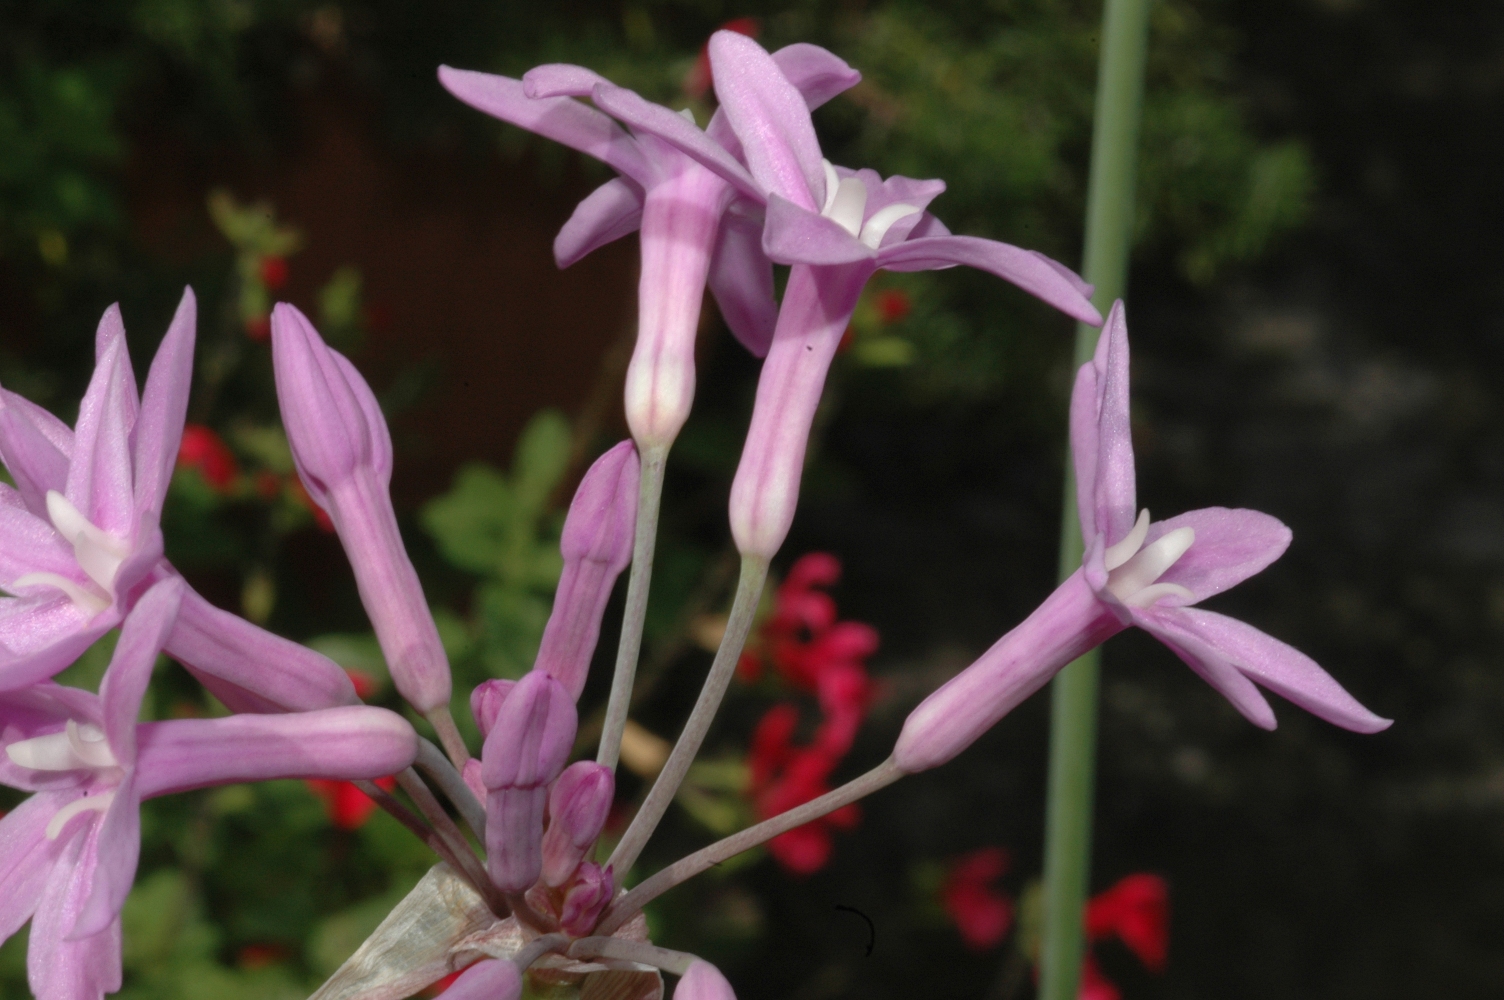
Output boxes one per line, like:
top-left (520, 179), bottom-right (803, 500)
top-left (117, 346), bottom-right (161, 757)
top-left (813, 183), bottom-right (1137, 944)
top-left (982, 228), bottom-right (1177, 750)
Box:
top-left (0, 392), bottom-right (73, 516)
top-left (0, 502), bottom-right (83, 588)
top-left (1070, 361), bottom-right (1102, 543)
top-left (769, 43), bottom-right (861, 110)
top-left (1087, 302), bottom-right (1136, 544)
top-left (1132, 606), bottom-right (1276, 730)
top-left (131, 287), bottom-right (196, 521)
top-left (27, 820), bottom-right (122, 1000)
top-left (708, 210), bottom-right (777, 356)
top-left (437, 67), bottom-right (653, 187)
top-left (555, 177), bottom-right (645, 269)
top-left (0, 685), bottom-right (100, 791)
top-left (523, 63), bottom-right (610, 98)
top-left (72, 774), bottom-right (140, 939)
top-left (443, 959), bottom-right (522, 1000)
top-left (0, 600), bottom-right (115, 694)
top-left (1148, 508), bottom-right (1292, 605)
top-left (99, 578), bottom-right (182, 764)
top-left (762, 193), bottom-right (875, 266)
top-left (877, 235), bottom-right (1103, 326)
top-left (708, 31), bottom-right (826, 211)
top-left (1139, 607), bottom-right (1391, 733)
top-left (587, 82), bottom-right (762, 202)
top-left (65, 314), bottom-right (138, 538)
top-left (133, 706), bottom-right (418, 798)
top-left (0, 792), bottom-right (68, 941)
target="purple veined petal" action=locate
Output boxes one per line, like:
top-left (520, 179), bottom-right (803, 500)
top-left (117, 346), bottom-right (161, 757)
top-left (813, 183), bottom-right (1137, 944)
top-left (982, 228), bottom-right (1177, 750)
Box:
top-left (0, 502), bottom-right (82, 588)
top-left (330, 350), bottom-right (393, 488)
top-left (443, 959), bottom-right (522, 1000)
top-left (165, 583), bottom-right (359, 713)
top-left (0, 792), bottom-right (69, 941)
top-left (99, 577), bottom-right (183, 766)
top-left (1140, 606), bottom-right (1392, 733)
top-left (862, 172), bottom-right (947, 224)
top-left (486, 785), bottom-right (549, 892)
top-left (65, 321), bottom-right (138, 539)
top-left (133, 706), bottom-right (419, 798)
top-left (769, 43), bottom-right (861, 111)
top-left (27, 820), bottom-right (123, 1000)
top-left (1147, 507), bottom-right (1293, 606)
top-left (0, 394), bottom-right (73, 516)
top-left (555, 177), bottom-right (645, 269)
top-left (111, 514), bottom-right (164, 604)
top-left (708, 31), bottom-right (826, 212)
top-left (480, 671), bottom-right (576, 791)
top-left (761, 194), bottom-right (875, 267)
top-left (677, 960), bottom-right (738, 1000)
top-left (708, 210), bottom-right (777, 356)
top-left (437, 67), bottom-right (654, 187)
top-left (1031, 250), bottom-right (1094, 299)
top-left (558, 861), bottom-right (612, 935)
top-left (470, 679), bottom-right (515, 739)
top-left (876, 235), bottom-right (1104, 327)
top-left (905, 212), bottom-right (950, 240)
top-left (1089, 301), bottom-right (1136, 545)
top-left (91, 304), bottom-right (138, 427)
top-left (541, 760), bottom-right (613, 886)
top-left (1132, 607), bottom-right (1279, 730)
top-left (523, 63), bottom-right (611, 99)
top-left (71, 773), bottom-right (140, 939)
top-left (0, 600), bottom-right (116, 694)
top-left (588, 82), bottom-right (763, 203)
top-left (131, 287), bottom-right (196, 521)
top-left (1069, 361), bottom-right (1102, 544)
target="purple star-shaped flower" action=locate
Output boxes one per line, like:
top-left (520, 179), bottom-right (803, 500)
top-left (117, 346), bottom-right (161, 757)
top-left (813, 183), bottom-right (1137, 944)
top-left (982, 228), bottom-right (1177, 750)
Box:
top-left (0, 578), bottom-right (417, 1000)
top-left (590, 31), bottom-right (1102, 557)
top-left (894, 302), bottom-right (1391, 773)
top-left (0, 292), bottom-right (356, 712)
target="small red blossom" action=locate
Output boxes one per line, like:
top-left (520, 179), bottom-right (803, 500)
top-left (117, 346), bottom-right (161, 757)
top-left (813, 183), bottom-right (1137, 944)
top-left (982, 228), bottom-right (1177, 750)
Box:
top-left (941, 847), bottom-right (1014, 951)
top-left (344, 668), bottom-right (378, 700)
top-left (259, 256), bottom-right (289, 290)
top-left (874, 289), bottom-right (912, 324)
top-left (746, 705), bottom-right (858, 875)
top-left (1086, 873), bottom-right (1169, 973)
top-left (683, 18), bottom-right (760, 99)
top-left (237, 944), bottom-right (288, 970)
top-left (307, 774), bottom-right (397, 829)
top-left (177, 424), bottom-right (238, 492)
top-left (1078, 955), bottom-right (1121, 1000)
top-left (245, 314), bottom-right (271, 342)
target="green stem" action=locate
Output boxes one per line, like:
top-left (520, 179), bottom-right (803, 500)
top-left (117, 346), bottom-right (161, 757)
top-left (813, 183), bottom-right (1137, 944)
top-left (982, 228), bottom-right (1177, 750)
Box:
top-left (605, 555), bottom-right (769, 877)
top-left (1038, 0), bottom-right (1152, 998)
top-left (598, 443), bottom-right (668, 770)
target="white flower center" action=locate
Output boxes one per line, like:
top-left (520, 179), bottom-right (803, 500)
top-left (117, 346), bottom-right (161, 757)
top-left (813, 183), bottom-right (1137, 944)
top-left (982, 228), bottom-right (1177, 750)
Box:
top-left (10, 491), bottom-right (127, 614)
top-left (818, 161), bottom-right (919, 249)
top-left (7, 720), bottom-right (123, 839)
top-left (1103, 509), bottom-right (1197, 608)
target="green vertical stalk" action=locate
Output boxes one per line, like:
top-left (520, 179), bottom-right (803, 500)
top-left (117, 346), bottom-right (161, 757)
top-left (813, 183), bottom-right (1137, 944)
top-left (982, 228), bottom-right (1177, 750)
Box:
top-left (1038, 1), bottom-right (1153, 998)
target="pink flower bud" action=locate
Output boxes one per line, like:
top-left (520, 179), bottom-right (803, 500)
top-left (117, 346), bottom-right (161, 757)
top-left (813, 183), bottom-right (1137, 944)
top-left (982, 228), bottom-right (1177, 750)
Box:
top-left (271, 303), bottom-right (452, 714)
top-left (558, 862), bottom-right (613, 937)
top-left (675, 960), bottom-right (737, 1000)
top-left (482, 671), bottom-right (577, 892)
top-left (536, 441), bottom-right (638, 700)
top-left (470, 678), bottom-right (516, 738)
top-left (540, 761), bottom-right (614, 886)
top-left (442, 960), bottom-right (521, 1000)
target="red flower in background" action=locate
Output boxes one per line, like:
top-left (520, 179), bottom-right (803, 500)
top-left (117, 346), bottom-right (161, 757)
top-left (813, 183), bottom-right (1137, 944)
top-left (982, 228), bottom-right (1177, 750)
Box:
top-left (1086, 874), bottom-right (1169, 973)
top-left (740, 554), bottom-right (878, 874)
top-left (683, 17), bottom-right (759, 99)
top-left (245, 314), bottom-right (272, 342)
top-left (307, 774), bottom-right (397, 830)
top-left (177, 424), bottom-right (239, 492)
top-left (941, 847), bottom-right (1014, 951)
top-left (259, 256), bottom-right (289, 290)
top-left (874, 288), bottom-right (912, 324)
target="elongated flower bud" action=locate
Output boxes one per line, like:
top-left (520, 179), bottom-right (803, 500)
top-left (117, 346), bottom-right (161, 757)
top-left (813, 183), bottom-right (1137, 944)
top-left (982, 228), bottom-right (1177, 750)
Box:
top-left (559, 862), bottom-right (613, 936)
top-left (541, 760), bottom-right (614, 886)
top-left (482, 671), bottom-right (577, 891)
top-left (271, 303), bottom-right (451, 714)
top-left (537, 441), bottom-right (639, 700)
top-left (442, 960), bottom-right (521, 1000)
top-left (675, 960), bottom-right (737, 1000)
top-left (470, 678), bottom-right (516, 739)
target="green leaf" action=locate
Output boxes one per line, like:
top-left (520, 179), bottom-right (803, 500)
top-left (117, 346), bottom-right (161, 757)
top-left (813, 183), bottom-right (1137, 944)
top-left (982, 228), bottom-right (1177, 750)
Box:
top-left (511, 409), bottom-right (571, 517)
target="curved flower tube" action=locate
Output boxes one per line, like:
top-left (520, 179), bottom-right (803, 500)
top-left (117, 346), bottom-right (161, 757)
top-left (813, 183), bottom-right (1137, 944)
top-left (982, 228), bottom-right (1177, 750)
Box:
top-left (893, 302), bottom-right (1391, 773)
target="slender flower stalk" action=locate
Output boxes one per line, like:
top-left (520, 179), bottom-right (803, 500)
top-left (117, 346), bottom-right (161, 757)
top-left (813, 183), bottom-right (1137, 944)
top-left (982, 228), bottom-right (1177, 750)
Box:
top-left (606, 556), bottom-right (768, 878)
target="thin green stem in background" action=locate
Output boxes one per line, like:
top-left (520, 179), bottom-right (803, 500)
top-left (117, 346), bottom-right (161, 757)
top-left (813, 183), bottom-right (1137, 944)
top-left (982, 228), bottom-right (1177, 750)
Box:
top-left (598, 443), bottom-right (668, 770)
top-left (1038, 0), bottom-right (1153, 998)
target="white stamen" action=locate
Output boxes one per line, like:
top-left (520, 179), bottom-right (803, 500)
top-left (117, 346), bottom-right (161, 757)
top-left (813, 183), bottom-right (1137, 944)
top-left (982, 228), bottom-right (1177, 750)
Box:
top-left (821, 159), bottom-right (841, 215)
top-left (46, 792), bottom-right (115, 840)
top-left (67, 720), bottom-right (118, 768)
top-left (1106, 526), bottom-right (1196, 602)
top-left (826, 178), bottom-right (868, 237)
top-left (677, 107), bottom-right (696, 124)
top-left (9, 572), bottom-right (110, 614)
top-left (1104, 509), bottom-right (1151, 571)
top-left (1123, 582), bottom-right (1196, 609)
top-left (6, 720), bottom-right (117, 771)
top-left (858, 203), bottom-right (921, 250)
top-left (45, 490), bottom-right (128, 599)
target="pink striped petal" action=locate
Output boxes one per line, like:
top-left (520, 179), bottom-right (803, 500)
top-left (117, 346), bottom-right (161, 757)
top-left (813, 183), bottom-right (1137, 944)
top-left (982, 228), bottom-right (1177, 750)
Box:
top-left (555, 177), bottom-right (645, 269)
top-left (131, 288), bottom-right (196, 520)
top-left (877, 236), bottom-right (1103, 327)
top-left (0, 792), bottom-right (68, 941)
top-left (72, 774), bottom-right (140, 939)
top-left (443, 959), bottom-right (521, 1000)
top-left (99, 577), bottom-right (182, 763)
top-left (1148, 508), bottom-right (1292, 606)
top-left (65, 319), bottom-right (138, 538)
top-left (0, 392), bottom-right (73, 516)
top-left (0, 600), bottom-right (115, 693)
top-left (708, 210), bottom-right (777, 356)
top-left (27, 820), bottom-right (122, 1000)
top-left (1133, 606), bottom-right (1277, 730)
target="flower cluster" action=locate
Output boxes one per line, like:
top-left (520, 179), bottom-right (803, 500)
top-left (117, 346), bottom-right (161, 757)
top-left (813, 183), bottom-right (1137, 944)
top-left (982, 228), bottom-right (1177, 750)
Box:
top-left (0, 26), bottom-right (1390, 1000)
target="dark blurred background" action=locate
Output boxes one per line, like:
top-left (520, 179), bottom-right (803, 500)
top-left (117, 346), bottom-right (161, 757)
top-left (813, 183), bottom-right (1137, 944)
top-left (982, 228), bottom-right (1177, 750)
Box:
top-left (1, 1), bottom-right (1500, 998)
